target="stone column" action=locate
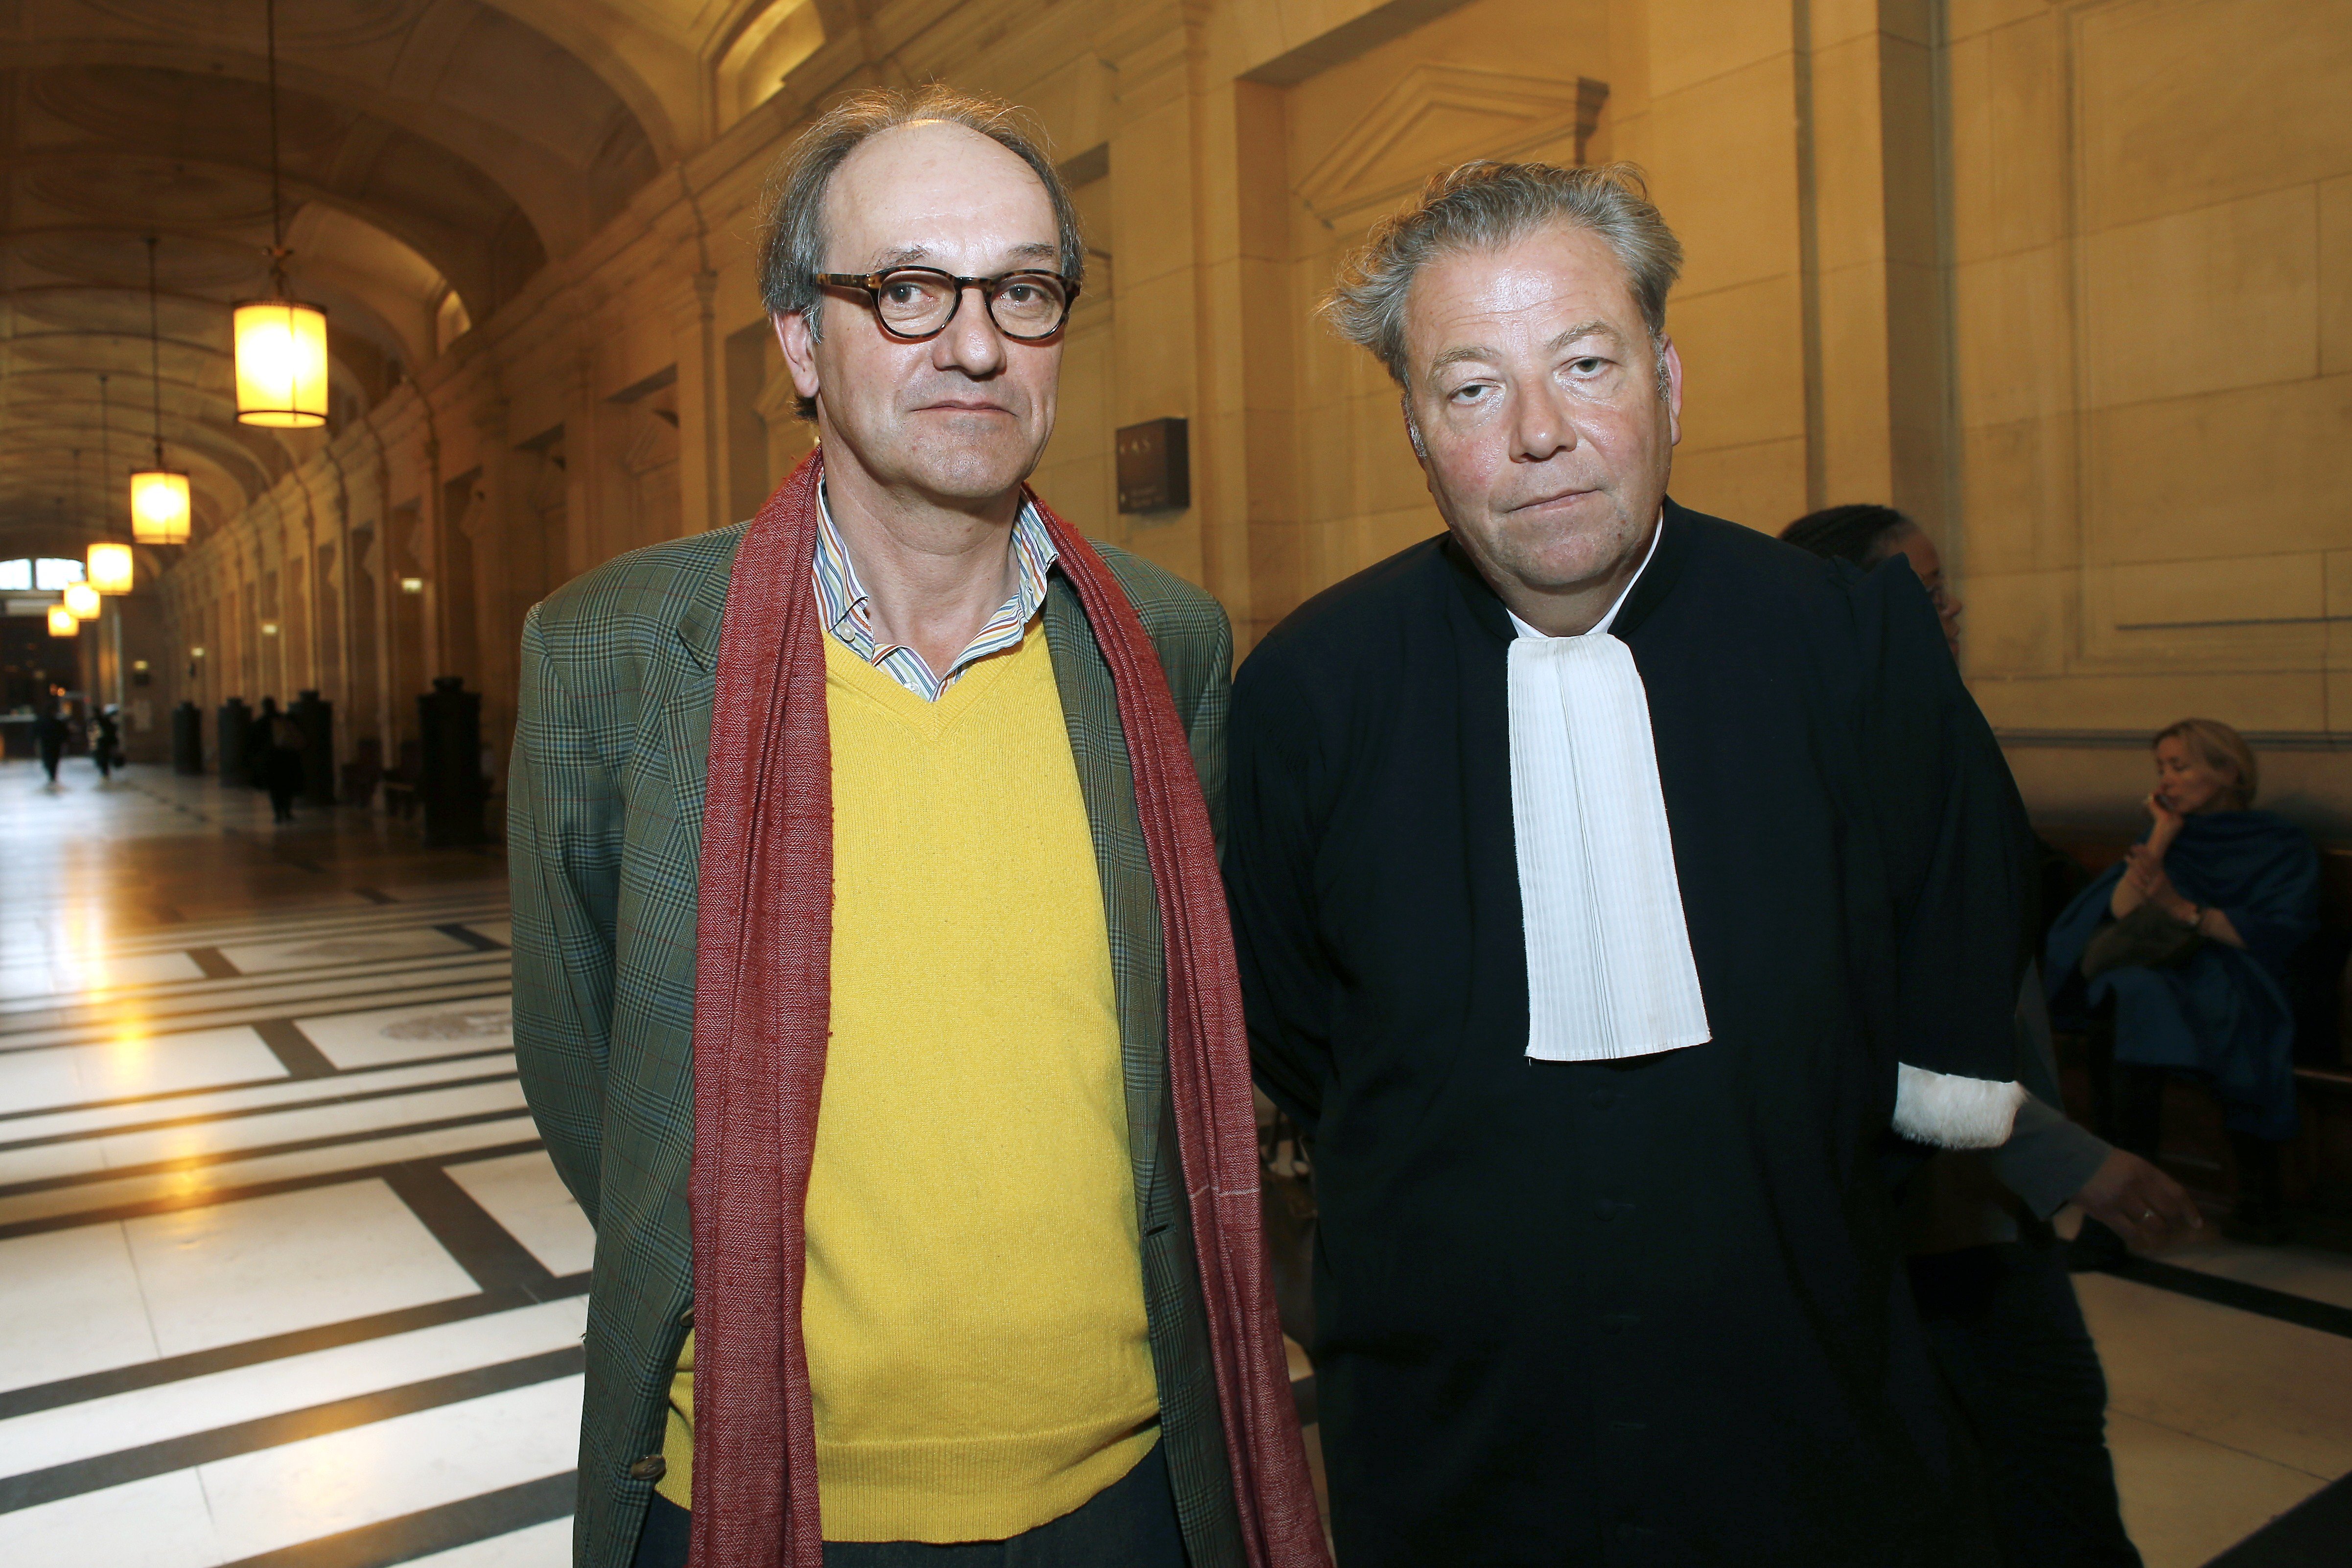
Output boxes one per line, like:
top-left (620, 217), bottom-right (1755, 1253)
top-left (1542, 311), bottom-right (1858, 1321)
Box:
top-left (1100, 3), bottom-right (1222, 598)
top-left (1612, 0), bottom-right (1813, 532)
top-left (1802, 0), bottom-right (1957, 538)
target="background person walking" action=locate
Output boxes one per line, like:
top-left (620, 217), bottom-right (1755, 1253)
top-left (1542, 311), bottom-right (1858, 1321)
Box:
top-left (262, 707), bottom-right (305, 823)
top-left (90, 705), bottom-right (121, 781)
top-left (32, 696), bottom-right (67, 785)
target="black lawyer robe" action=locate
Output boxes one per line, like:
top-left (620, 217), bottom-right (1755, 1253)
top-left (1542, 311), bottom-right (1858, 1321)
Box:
top-left (1224, 503), bottom-right (2033, 1568)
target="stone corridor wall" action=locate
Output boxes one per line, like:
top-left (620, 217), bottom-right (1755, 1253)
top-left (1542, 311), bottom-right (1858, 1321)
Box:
top-left (156, 0), bottom-right (2352, 832)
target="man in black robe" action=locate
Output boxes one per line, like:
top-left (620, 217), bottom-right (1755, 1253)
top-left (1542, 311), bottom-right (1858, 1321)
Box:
top-left (1224, 161), bottom-right (2035, 1566)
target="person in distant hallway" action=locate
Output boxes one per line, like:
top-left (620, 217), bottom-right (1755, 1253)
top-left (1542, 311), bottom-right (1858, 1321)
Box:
top-left (2047, 721), bottom-right (2319, 1245)
top-left (1225, 160), bottom-right (2035, 1567)
top-left (32, 695), bottom-right (66, 784)
top-left (31, 701), bottom-right (65, 785)
top-left (91, 704), bottom-right (121, 781)
top-left (247, 696), bottom-right (280, 796)
top-left (1784, 502), bottom-right (2191, 1568)
top-left (260, 703), bottom-right (305, 823)
top-left (508, 87), bottom-right (1324, 1568)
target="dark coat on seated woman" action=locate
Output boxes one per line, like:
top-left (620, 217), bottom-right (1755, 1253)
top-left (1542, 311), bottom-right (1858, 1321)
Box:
top-left (2047, 811), bottom-right (2318, 1141)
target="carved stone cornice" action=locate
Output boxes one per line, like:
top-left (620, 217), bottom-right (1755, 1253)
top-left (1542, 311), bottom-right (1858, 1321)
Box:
top-left (1296, 65), bottom-right (1609, 229)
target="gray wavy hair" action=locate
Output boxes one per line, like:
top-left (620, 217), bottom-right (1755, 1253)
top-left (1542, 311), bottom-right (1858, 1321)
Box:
top-left (1323, 161), bottom-right (1683, 393)
top-left (758, 85), bottom-right (1085, 419)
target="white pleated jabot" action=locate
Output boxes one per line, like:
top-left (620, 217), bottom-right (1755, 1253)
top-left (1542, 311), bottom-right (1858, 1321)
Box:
top-left (1504, 525), bottom-right (1711, 1063)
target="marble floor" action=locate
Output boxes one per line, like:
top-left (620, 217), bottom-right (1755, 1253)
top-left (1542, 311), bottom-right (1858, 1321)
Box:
top-left (0, 763), bottom-right (573, 1567)
top-left (1, 760), bottom-right (2349, 1566)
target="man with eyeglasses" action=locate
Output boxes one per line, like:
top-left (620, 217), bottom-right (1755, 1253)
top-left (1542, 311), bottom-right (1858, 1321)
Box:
top-left (510, 87), bottom-right (1325, 1568)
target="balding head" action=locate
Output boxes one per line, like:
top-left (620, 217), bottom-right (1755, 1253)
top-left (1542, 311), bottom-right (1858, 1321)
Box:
top-left (770, 97), bottom-right (1075, 515)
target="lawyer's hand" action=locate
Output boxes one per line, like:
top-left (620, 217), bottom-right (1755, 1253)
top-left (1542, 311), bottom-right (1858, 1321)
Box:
top-left (2074, 1148), bottom-right (2201, 1248)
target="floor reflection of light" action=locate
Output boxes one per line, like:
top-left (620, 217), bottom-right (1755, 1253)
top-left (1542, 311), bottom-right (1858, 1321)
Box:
top-left (94, 1029), bottom-right (155, 1094)
top-left (56, 904), bottom-right (117, 992)
top-left (157, 1132), bottom-right (210, 1165)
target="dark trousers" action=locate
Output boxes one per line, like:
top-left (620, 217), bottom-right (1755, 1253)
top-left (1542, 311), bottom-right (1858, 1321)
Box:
top-left (1910, 1237), bottom-right (2142, 1568)
top-left (632, 1440), bottom-right (1186, 1568)
top-left (266, 750), bottom-right (301, 821)
top-left (38, 741), bottom-right (61, 783)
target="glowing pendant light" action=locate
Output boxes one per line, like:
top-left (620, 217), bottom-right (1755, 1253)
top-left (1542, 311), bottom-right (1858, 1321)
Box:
top-left (234, 0), bottom-right (329, 428)
top-left (64, 582), bottom-right (102, 621)
top-left (234, 299), bottom-right (328, 427)
top-left (83, 414), bottom-right (138, 595)
top-left (48, 605), bottom-right (79, 637)
top-left (88, 541), bottom-right (134, 595)
top-left (133, 471), bottom-right (192, 542)
top-left (132, 235), bottom-right (192, 545)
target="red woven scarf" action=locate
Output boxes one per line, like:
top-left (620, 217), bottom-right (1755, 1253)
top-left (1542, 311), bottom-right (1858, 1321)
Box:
top-left (686, 452), bottom-right (1328, 1568)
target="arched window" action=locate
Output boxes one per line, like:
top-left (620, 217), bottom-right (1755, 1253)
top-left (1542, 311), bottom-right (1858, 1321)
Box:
top-left (0, 559), bottom-right (87, 591)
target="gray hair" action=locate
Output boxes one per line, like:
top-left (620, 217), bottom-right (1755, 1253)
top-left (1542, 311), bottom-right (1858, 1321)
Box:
top-left (1323, 161), bottom-right (1683, 393)
top-left (758, 85), bottom-right (1085, 420)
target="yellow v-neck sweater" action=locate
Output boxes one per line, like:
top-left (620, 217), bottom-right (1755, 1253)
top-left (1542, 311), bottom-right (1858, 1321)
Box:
top-left (658, 624), bottom-right (1159, 1542)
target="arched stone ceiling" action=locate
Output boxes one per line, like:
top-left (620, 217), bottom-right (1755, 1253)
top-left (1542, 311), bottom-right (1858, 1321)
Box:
top-left (0, 0), bottom-right (685, 554)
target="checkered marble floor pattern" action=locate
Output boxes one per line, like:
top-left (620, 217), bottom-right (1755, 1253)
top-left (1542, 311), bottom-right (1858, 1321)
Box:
top-left (6, 762), bottom-right (2352, 1567)
top-left (0, 764), bottom-right (577, 1567)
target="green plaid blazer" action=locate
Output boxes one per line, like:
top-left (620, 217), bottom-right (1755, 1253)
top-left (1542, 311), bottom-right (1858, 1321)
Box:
top-left (507, 520), bottom-right (1245, 1568)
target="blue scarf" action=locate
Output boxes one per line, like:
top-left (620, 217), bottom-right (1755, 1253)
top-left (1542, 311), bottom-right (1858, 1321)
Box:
top-left (2045, 811), bottom-right (2317, 1138)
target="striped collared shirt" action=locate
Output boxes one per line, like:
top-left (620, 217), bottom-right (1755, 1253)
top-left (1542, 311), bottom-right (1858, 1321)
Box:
top-left (811, 484), bottom-right (1059, 702)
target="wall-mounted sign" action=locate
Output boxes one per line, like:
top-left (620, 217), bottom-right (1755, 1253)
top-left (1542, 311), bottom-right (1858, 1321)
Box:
top-left (1116, 417), bottom-right (1189, 515)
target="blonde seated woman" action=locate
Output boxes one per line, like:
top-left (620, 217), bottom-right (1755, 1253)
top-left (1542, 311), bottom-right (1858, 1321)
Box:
top-left (2045, 721), bottom-right (2320, 1242)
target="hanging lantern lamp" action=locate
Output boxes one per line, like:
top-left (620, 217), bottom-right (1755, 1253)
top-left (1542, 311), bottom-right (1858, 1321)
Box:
top-left (234, 0), bottom-right (329, 428)
top-left (132, 236), bottom-right (193, 545)
top-left (88, 541), bottom-right (135, 595)
top-left (65, 582), bottom-right (102, 621)
top-left (132, 470), bottom-right (192, 543)
top-left (77, 436), bottom-right (138, 597)
top-left (48, 605), bottom-right (80, 637)
top-left (94, 380), bottom-right (140, 586)
top-left (234, 299), bottom-right (329, 427)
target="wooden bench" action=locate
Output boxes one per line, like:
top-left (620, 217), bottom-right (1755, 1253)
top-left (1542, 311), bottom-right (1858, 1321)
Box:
top-left (377, 738), bottom-right (424, 821)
